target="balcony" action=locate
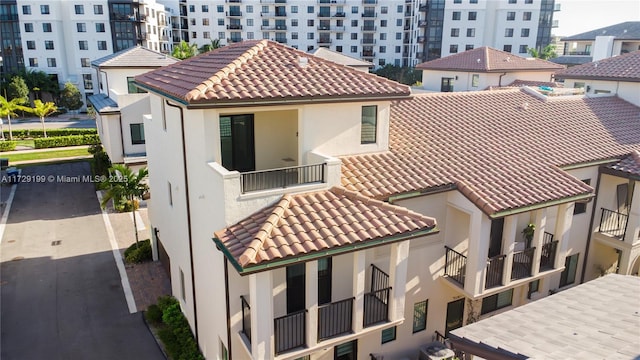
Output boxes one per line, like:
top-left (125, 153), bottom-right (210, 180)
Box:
top-left (599, 208), bottom-right (628, 240)
top-left (444, 246), bottom-right (467, 286)
top-left (564, 50), bottom-right (591, 56)
top-left (274, 310), bottom-right (306, 354)
top-left (317, 38), bottom-right (332, 44)
top-left (260, 0), bottom-right (287, 3)
top-left (363, 0), bottom-right (377, 3)
top-left (275, 38), bottom-right (287, 44)
top-left (361, 25), bottom-right (377, 32)
top-left (418, 20), bottom-right (427, 27)
top-left (318, 12), bottom-right (331, 18)
top-left (360, 52), bottom-right (375, 58)
top-left (361, 39), bottom-right (376, 45)
top-left (240, 163), bottom-right (326, 194)
top-left (318, 298), bottom-right (354, 341)
top-left (363, 265), bottom-right (390, 327)
top-left (318, 0), bottom-right (345, 3)
top-left (361, 12), bottom-right (377, 18)
top-left (226, 11), bottom-right (242, 17)
top-left (318, 25), bottom-right (345, 32)
top-left (226, 0), bottom-right (242, 2)
top-left (333, 12), bottom-right (346, 17)
top-left (227, 37), bottom-right (243, 43)
top-left (261, 11), bottom-right (287, 17)
top-left (419, 3), bottom-right (429, 11)
top-left (485, 254), bottom-right (506, 289)
top-left (226, 24), bottom-right (243, 30)
top-left (540, 234), bottom-right (558, 271)
top-left (417, 36), bottom-right (425, 43)
top-left (511, 247), bottom-right (535, 280)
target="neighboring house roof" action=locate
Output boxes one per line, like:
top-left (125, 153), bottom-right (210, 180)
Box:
top-left (604, 150), bottom-right (640, 179)
top-left (486, 80), bottom-right (563, 90)
top-left (91, 46), bottom-right (178, 68)
top-left (449, 274), bottom-right (640, 360)
top-left (311, 47), bottom-right (374, 68)
top-left (554, 50), bottom-right (640, 82)
top-left (551, 55), bottom-right (593, 66)
top-left (87, 94), bottom-right (120, 114)
top-left (415, 47), bottom-right (565, 72)
top-left (135, 40), bottom-right (410, 106)
top-left (561, 21), bottom-right (640, 41)
top-left (341, 89), bottom-right (640, 217)
top-left (214, 187), bottom-right (437, 273)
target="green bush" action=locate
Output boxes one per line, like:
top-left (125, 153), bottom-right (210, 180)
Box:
top-left (157, 295), bottom-right (179, 312)
top-left (145, 304), bottom-right (163, 325)
top-left (3, 128), bottom-right (96, 139)
top-left (124, 239), bottom-right (152, 263)
top-left (0, 141), bottom-right (17, 152)
top-left (89, 144), bottom-right (111, 177)
top-left (160, 303), bottom-right (204, 360)
top-left (34, 134), bottom-right (100, 149)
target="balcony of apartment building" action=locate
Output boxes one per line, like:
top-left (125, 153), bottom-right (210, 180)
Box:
top-left (227, 36), bottom-right (244, 43)
top-left (441, 203), bottom-right (571, 298)
top-left (620, 41), bottom-right (640, 54)
top-left (361, 38), bottom-right (376, 45)
top-left (361, 22), bottom-right (376, 32)
top-left (262, 6), bottom-right (287, 18)
top-left (317, 36), bottom-right (332, 45)
top-left (318, 10), bottom-right (332, 18)
top-left (562, 42), bottom-right (592, 56)
top-left (318, 0), bottom-right (346, 4)
top-left (226, 0), bottom-right (242, 3)
top-left (318, 24), bottom-right (345, 32)
top-left (226, 10), bottom-right (243, 17)
top-left (418, 20), bottom-right (427, 27)
top-left (227, 24), bottom-right (243, 30)
top-left (360, 50), bottom-right (375, 59)
top-left (363, 0), bottom-right (378, 4)
top-left (419, 2), bottom-right (429, 12)
top-left (333, 11), bottom-right (346, 17)
top-left (361, 11), bottom-right (377, 18)
top-left (260, 0), bottom-right (287, 3)
top-left (236, 243), bottom-right (409, 359)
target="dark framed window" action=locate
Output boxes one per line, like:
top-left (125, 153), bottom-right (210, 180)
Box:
top-left (26, 41), bottom-right (35, 50)
top-left (318, 258), bottom-right (332, 305)
top-left (503, 44), bottom-right (512, 52)
top-left (521, 28), bottom-right (530, 37)
top-left (467, 28), bottom-right (475, 37)
top-left (505, 28), bottom-right (514, 37)
top-left (83, 74), bottom-right (93, 90)
top-left (412, 300), bottom-right (428, 333)
top-left (43, 23), bottom-right (52, 32)
top-left (335, 340), bottom-right (357, 359)
top-left (75, 5), bottom-right (84, 14)
top-left (559, 253), bottom-right (579, 287)
top-left (79, 41), bottom-right (88, 50)
top-left (45, 40), bottom-right (54, 50)
top-left (452, 11), bottom-right (460, 20)
top-left (451, 28), bottom-right (459, 37)
top-left (97, 41), bottom-right (107, 50)
top-left (94, 5), bottom-right (103, 14)
top-left (468, 11), bottom-right (477, 20)
top-left (40, 5), bottom-right (50, 14)
top-left (481, 288), bottom-right (513, 315)
top-left (527, 279), bottom-right (539, 299)
top-left (130, 123), bottom-right (145, 145)
top-left (507, 11), bottom-right (515, 20)
top-left (127, 77), bottom-right (146, 94)
top-left (573, 179), bottom-right (591, 214)
top-left (523, 11), bottom-right (532, 20)
top-left (47, 58), bottom-right (56, 67)
top-left (519, 45), bottom-right (528, 53)
top-left (22, 5), bottom-right (31, 14)
top-left (466, 44), bottom-right (474, 51)
top-left (450, 44), bottom-right (458, 53)
top-left (29, 58), bottom-right (38, 67)
top-left (96, 23), bottom-right (105, 32)
top-left (381, 326), bottom-right (396, 344)
top-left (361, 106), bottom-right (377, 144)
top-left (24, 23), bottom-right (34, 32)
top-left (77, 23), bottom-right (86, 32)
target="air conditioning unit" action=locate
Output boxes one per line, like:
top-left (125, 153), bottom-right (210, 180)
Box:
top-left (418, 342), bottom-right (456, 360)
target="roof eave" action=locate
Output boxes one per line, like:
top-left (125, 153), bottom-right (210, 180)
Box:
top-left (489, 192), bottom-right (594, 219)
top-left (184, 94), bottom-right (412, 109)
top-left (555, 75), bottom-right (640, 82)
top-left (418, 67), bottom-right (562, 72)
top-left (600, 165), bottom-right (640, 181)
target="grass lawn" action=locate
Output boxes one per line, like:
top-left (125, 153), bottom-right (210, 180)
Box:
top-left (4, 148), bottom-right (91, 162)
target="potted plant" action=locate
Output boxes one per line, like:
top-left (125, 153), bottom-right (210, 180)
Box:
top-left (522, 223), bottom-right (535, 248)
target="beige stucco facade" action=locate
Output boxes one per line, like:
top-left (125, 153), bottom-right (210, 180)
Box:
top-left (421, 69), bottom-right (557, 92)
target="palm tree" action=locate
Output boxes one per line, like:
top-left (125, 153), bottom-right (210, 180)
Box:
top-left (198, 39), bottom-right (221, 54)
top-left (101, 165), bottom-right (149, 247)
top-left (28, 100), bottom-right (57, 138)
top-left (0, 95), bottom-right (30, 141)
top-left (172, 40), bottom-right (198, 60)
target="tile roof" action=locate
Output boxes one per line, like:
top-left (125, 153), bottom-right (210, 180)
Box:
top-left (561, 21), bottom-right (640, 41)
top-left (449, 274), bottom-right (640, 359)
top-left (87, 94), bottom-right (119, 113)
top-left (551, 55), bottom-right (593, 66)
top-left (135, 40), bottom-right (410, 106)
top-left (605, 150), bottom-right (640, 178)
top-left (214, 187), bottom-right (436, 270)
top-left (311, 47), bottom-right (373, 68)
top-left (415, 47), bottom-right (565, 72)
top-left (91, 46), bottom-right (178, 68)
top-left (554, 50), bottom-right (640, 82)
top-left (486, 80), bottom-right (563, 91)
top-left (341, 89), bottom-right (640, 216)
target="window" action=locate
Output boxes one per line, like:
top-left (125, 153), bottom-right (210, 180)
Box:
top-left (29, 58), bottom-right (38, 67)
top-left (127, 77), bottom-right (146, 94)
top-left (521, 28), bottom-right (530, 37)
top-left (379, 46), bottom-right (386, 53)
top-left (130, 123), bottom-right (145, 145)
top-left (470, 0), bottom-right (478, 3)
top-left (77, 23), bottom-right (86, 32)
top-left (396, 19), bottom-right (402, 26)
top-left (573, 179), bottom-right (591, 214)
top-left (190, 18), bottom-right (196, 26)
top-left (204, 31), bottom-right (210, 39)
top-left (82, 74), bottom-right (93, 90)
top-left (395, 46), bottom-right (401, 53)
top-left (381, 6), bottom-right (388, 14)
top-left (246, 5), bottom-right (253, 13)
top-left (308, 33), bottom-right (314, 40)
top-left (79, 41), bottom-right (88, 50)
top-left (361, 106), bottom-right (377, 144)
top-left (381, 326), bottom-right (396, 344)
top-left (481, 289), bottom-right (513, 314)
top-left (81, 58), bottom-right (90, 67)
top-left (45, 41), bottom-right (54, 50)
top-left (505, 28), bottom-right (514, 37)
top-left (523, 11), bottom-right (532, 20)
top-left (450, 44), bottom-right (458, 53)
top-left (467, 28), bottom-right (475, 37)
top-left (413, 300), bottom-right (428, 333)
top-left (245, 18), bottom-right (253, 26)
top-left (336, 46), bottom-right (343, 52)
top-left (503, 44), bottom-right (512, 52)
top-left (26, 41), bottom-right (36, 50)
top-left (527, 279), bottom-right (540, 299)
top-left (22, 5), bottom-right (31, 15)
top-left (336, 32), bottom-right (343, 40)
top-left (24, 23), bottom-right (33, 32)
top-left (43, 23), bottom-right (52, 32)
top-left (291, 32), bottom-right (298, 40)
top-left (96, 23), bottom-right (105, 32)
top-left (94, 5), bottom-right (103, 14)
top-left (290, 19), bottom-right (298, 27)
top-left (379, 59), bottom-right (385, 66)
top-left (179, 268), bottom-right (185, 300)
top-left (451, 28), bottom-right (460, 37)
top-left (40, 5), bottom-right (50, 14)
top-left (466, 44), bottom-right (474, 50)
top-left (380, 33), bottom-right (386, 40)
top-left (454, 0), bottom-right (462, 3)
top-left (189, 5), bottom-right (195, 12)
top-left (468, 11), bottom-right (477, 20)
top-left (47, 58), bottom-right (56, 67)
top-left (452, 11), bottom-right (461, 20)
top-left (218, 32), bottom-right (225, 39)
top-left (519, 45), bottom-right (528, 53)
top-left (201, 4), bottom-right (208, 12)
top-left (351, 6), bottom-right (358, 14)
top-left (397, 5), bottom-right (403, 13)
top-left (380, 20), bottom-right (387, 27)
top-left (472, 74), bottom-right (479, 87)
top-left (75, 5), bottom-right (84, 14)
top-left (559, 254), bottom-right (579, 287)
top-left (308, 6), bottom-right (314, 13)
top-left (509, 0), bottom-right (517, 3)
top-left (97, 41), bottom-right (107, 50)
top-left (525, 0), bottom-right (533, 3)
top-left (351, 33), bottom-right (357, 40)
top-left (507, 11), bottom-right (516, 20)
top-left (218, 19), bottom-right (224, 26)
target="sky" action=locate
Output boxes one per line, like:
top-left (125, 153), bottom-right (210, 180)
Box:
top-left (554, 0), bottom-right (640, 36)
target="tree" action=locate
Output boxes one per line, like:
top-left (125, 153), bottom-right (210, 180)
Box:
top-left (100, 165), bottom-right (149, 248)
top-left (198, 39), bottom-right (221, 54)
top-left (0, 95), bottom-right (30, 140)
top-left (373, 64), bottom-right (422, 86)
top-left (528, 44), bottom-right (558, 60)
top-left (172, 40), bottom-right (198, 60)
top-left (28, 100), bottom-right (57, 138)
top-left (58, 82), bottom-right (83, 112)
top-left (7, 76), bottom-right (29, 104)
top-left (19, 69), bottom-right (60, 100)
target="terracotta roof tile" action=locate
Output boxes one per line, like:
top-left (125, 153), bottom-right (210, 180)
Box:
top-left (416, 47), bottom-right (565, 72)
top-left (214, 187), bottom-right (437, 269)
top-left (606, 151), bottom-right (640, 177)
top-left (135, 40), bottom-right (410, 105)
top-left (555, 51), bottom-right (640, 82)
top-left (341, 89), bottom-right (640, 215)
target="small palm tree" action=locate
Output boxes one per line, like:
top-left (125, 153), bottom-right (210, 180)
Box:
top-left (28, 100), bottom-right (57, 138)
top-left (172, 40), bottom-right (198, 60)
top-left (101, 165), bottom-right (149, 247)
top-left (198, 39), bottom-right (221, 54)
top-left (0, 95), bottom-right (30, 141)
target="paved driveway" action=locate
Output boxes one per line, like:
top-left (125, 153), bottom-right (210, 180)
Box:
top-left (0, 162), bottom-right (164, 360)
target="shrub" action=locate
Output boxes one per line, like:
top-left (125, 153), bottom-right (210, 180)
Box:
top-left (3, 128), bottom-right (96, 139)
top-left (0, 141), bottom-right (17, 152)
top-left (33, 134), bottom-right (100, 149)
top-left (157, 295), bottom-right (179, 312)
top-left (161, 302), bottom-right (204, 360)
top-left (124, 239), bottom-right (152, 263)
top-left (89, 144), bottom-right (111, 177)
top-left (145, 304), bottom-right (163, 325)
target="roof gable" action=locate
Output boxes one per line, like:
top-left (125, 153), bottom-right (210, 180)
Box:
top-left (135, 40), bottom-right (410, 105)
top-left (416, 47), bottom-right (564, 72)
top-left (91, 46), bottom-right (178, 68)
top-left (555, 50), bottom-right (640, 82)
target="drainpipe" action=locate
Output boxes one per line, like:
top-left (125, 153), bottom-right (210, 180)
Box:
top-left (165, 100), bottom-right (199, 343)
top-left (581, 170), bottom-right (602, 283)
top-left (224, 257), bottom-right (232, 360)
top-left (498, 72), bottom-right (507, 87)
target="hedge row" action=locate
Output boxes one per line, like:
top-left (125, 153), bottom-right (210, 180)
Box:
top-left (34, 134), bottom-right (101, 149)
top-left (3, 128), bottom-right (97, 139)
top-left (0, 141), bottom-right (17, 152)
top-left (146, 296), bottom-right (204, 360)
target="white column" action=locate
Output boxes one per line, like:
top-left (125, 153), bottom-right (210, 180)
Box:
top-left (388, 240), bottom-right (410, 321)
top-left (502, 216), bottom-right (517, 285)
top-left (624, 181), bottom-right (640, 245)
top-left (618, 250), bottom-right (632, 275)
top-left (250, 271), bottom-right (273, 359)
top-left (531, 209), bottom-right (547, 276)
top-left (352, 251), bottom-right (366, 333)
top-left (306, 261), bottom-right (318, 348)
top-left (553, 203), bottom-right (573, 270)
top-left (465, 211), bottom-right (491, 296)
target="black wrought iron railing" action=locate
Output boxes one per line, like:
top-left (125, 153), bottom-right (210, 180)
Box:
top-left (370, 264), bottom-right (389, 292)
top-left (540, 240), bottom-right (558, 271)
top-left (241, 296), bottom-right (251, 343)
top-left (511, 247), bottom-right (535, 280)
top-left (543, 231), bottom-right (554, 244)
top-left (274, 310), bottom-right (306, 355)
top-left (444, 246), bottom-right (467, 286)
top-left (318, 297), bottom-right (354, 341)
top-left (485, 254), bottom-right (506, 289)
top-left (599, 208), bottom-right (628, 240)
top-left (240, 163), bottom-right (326, 193)
top-left (364, 287), bottom-right (390, 327)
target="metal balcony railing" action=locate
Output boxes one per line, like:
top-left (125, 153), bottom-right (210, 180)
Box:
top-left (241, 296), bottom-right (251, 343)
top-left (318, 297), bottom-right (354, 341)
top-left (511, 247), bottom-right (535, 280)
top-left (240, 163), bottom-right (326, 194)
top-left (444, 246), bottom-right (467, 286)
top-left (540, 238), bottom-right (558, 271)
top-left (364, 287), bottom-right (390, 327)
top-left (274, 310), bottom-right (306, 355)
top-left (564, 51), bottom-right (591, 56)
top-left (485, 254), bottom-right (506, 289)
top-left (599, 208), bottom-right (628, 239)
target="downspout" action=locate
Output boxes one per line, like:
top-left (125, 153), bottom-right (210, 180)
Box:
top-left (118, 114), bottom-right (126, 160)
top-left (580, 170), bottom-right (602, 283)
top-left (498, 72), bottom-right (507, 87)
top-left (165, 100), bottom-right (199, 343)
top-left (224, 257), bottom-right (233, 360)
